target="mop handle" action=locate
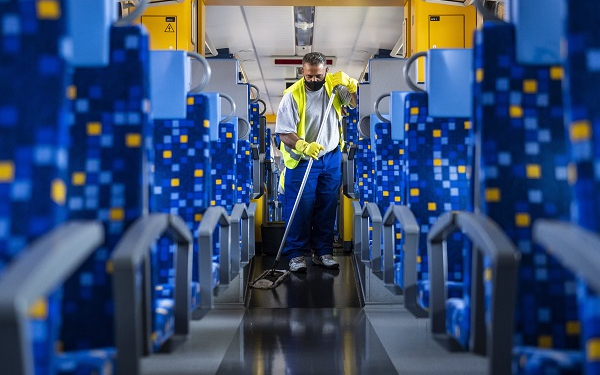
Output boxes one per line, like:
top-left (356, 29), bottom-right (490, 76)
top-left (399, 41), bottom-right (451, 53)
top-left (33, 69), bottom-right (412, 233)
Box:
top-left (272, 86), bottom-right (340, 267)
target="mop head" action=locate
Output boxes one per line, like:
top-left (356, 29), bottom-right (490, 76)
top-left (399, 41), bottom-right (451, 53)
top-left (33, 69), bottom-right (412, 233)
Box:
top-left (249, 269), bottom-right (290, 289)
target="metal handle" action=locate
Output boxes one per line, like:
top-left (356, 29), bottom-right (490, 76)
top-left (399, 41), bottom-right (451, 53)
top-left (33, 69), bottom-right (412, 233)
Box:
top-left (188, 51), bottom-right (212, 93)
top-left (219, 93), bottom-right (236, 123)
top-left (374, 93), bottom-right (391, 123)
top-left (404, 51), bottom-right (427, 92)
top-left (357, 116), bottom-right (370, 138)
top-left (249, 84), bottom-right (260, 103)
top-left (238, 117), bottom-right (250, 139)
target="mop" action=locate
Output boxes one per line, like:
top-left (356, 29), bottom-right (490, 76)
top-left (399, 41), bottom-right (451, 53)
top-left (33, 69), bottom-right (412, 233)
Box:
top-left (250, 86), bottom-right (340, 289)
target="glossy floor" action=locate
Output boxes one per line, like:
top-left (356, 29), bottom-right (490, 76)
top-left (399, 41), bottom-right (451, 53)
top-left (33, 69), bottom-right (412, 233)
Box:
top-left (141, 253), bottom-right (488, 375)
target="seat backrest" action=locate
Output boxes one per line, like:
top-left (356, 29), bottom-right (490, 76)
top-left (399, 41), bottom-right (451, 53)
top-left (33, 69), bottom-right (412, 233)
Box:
top-left (474, 22), bottom-right (577, 356)
top-left (236, 139), bottom-right (252, 205)
top-left (249, 102), bottom-right (261, 148)
top-left (0, 0), bottom-right (69, 271)
top-left (402, 93), bottom-right (473, 316)
top-left (0, 1), bottom-right (70, 373)
top-left (563, 2), bottom-right (600, 374)
top-left (372, 122), bottom-right (406, 286)
top-left (355, 137), bottom-right (375, 205)
top-left (345, 107), bottom-right (360, 146)
top-left (373, 121), bottom-right (406, 214)
top-left (150, 93), bottom-right (213, 296)
top-left (210, 121), bottom-right (238, 213)
top-left (61, 25), bottom-right (152, 351)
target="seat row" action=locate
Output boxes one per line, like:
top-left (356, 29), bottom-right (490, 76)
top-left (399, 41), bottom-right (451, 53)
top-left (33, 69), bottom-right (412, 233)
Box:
top-left (0, 1), bottom-right (260, 374)
top-left (349, 2), bottom-right (600, 374)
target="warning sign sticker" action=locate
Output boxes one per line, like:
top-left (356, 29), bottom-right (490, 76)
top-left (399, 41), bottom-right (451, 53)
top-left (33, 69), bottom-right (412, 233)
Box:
top-left (165, 23), bottom-right (175, 33)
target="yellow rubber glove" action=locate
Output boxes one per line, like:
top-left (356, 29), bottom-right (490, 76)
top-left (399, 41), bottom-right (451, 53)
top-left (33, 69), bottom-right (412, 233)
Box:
top-left (295, 139), bottom-right (324, 160)
top-left (331, 71), bottom-right (358, 93)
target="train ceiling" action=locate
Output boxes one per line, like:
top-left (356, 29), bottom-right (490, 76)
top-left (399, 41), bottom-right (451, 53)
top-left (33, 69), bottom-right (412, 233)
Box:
top-left (203, 5), bottom-right (405, 117)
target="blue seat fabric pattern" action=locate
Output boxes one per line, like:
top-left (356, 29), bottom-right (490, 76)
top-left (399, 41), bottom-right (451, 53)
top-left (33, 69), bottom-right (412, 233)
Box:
top-left (345, 107), bottom-right (359, 146)
top-left (0, 1), bottom-right (70, 374)
top-left (563, 2), bottom-right (600, 374)
top-left (209, 121), bottom-right (238, 287)
top-left (372, 122), bottom-right (406, 286)
top-left (211, 121), bottom-right (238, 212)
top-left (150, 93), bottom-right (213, 310)
top-left (402, 93), bottom-right (472, 321)
top-left (355, 137), bottom-right (375, 205)
top-left (236, 138), bottom-right (252, 205)
top-left (249, 102), bottom-right (260, 148)
top-left (473, 22), bottom-right (578, 373)
top-left (61, 25), bottom-right (158, 358)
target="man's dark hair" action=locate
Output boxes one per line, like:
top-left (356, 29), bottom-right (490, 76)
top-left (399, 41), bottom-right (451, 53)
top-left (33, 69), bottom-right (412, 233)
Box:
top-left (302, 52), bottom-right (326, 67)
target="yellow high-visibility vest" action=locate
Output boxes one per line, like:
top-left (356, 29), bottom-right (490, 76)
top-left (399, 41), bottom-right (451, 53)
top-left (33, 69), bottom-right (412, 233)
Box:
top-left (279, 74), bottom-right (345, 169)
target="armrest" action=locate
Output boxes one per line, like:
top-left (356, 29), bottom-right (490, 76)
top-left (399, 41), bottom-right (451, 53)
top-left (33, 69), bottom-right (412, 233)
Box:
top-left (230, 202), bottom-right (256, 272)
top-left (360, 202), bottom-right (382, 268)
top-left (197, 206), bottom-right (231, 307)
top-left (352, 201), bottom-right (363, 255)
top-left (382, 205), bottom-right (419, 303)
top-left (0, 221), bottom-right (104, 375)
top-left (251, 144), bottom-right (264, 199)
top-left (427, 211), bottom-right (519, 375)
top-left (533, 219), bottom-right (600, 293)
top-left (342, 144), bottom-right (358, 199)
top-left (111, 213), bottom-right (192, 375)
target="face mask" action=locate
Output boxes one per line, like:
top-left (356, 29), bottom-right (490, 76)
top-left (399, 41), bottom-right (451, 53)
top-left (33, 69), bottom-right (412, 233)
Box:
top-left (305, 79), bottom-right (325, 91)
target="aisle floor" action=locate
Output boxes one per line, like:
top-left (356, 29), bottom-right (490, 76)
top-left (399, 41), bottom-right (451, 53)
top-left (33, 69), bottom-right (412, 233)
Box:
top-left (141, 253), bottom-right (488, 375)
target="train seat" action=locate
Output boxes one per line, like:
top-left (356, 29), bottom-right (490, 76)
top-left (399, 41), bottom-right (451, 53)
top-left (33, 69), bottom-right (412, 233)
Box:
top-left (236, 138), bottom-right (252, 206)
top-left (209, 120), bottom-right (239, 287)
top-left (373, 93), bottom-right (472, 319)
top-left (403, 95), bottom-right (472, 331)
top-left (355, 136), bottom-right (376, 205)
top-left (0, 1), bottom-right (79, 373)
top-left (563, 3), bottom-right (600, 373)
top-left (345, 107), bottom-right (360, 147)
top-left (249, 102), bottom-right (261, 150)
top-left (372, 121), bottom-right (406, 288)
top-left (472, 21), bottom-right (578, 373)
top-left (531, 2), bottom-right (600, 374)
top-left (150, 93), bottom-right (216, 313)
top-left (58, 24), bottom-right (192, 373)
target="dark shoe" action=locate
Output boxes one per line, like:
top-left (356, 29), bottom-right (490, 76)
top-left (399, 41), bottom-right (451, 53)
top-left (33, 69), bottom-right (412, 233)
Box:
top-left (289, 256), bottom-right (307, 272)
top-left (312, 254), bottom-right (339, 269)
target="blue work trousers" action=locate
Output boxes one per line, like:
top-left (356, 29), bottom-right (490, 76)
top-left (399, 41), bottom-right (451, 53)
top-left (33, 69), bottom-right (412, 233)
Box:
top-left (282, 148), bottom-right (341, 260)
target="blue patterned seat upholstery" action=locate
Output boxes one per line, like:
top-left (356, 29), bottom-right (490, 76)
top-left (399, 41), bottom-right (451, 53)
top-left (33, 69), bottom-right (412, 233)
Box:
top-left (474, 22), bottom-right (578, 372)
top-left (209, 121), bottom-right (238, 286)
top-left (0, 1), bottom-right (70, 373)
top-left (345, 107), bottom-right (359, 146)
top-left (372, 122), bottom-right (406, 286)
top-left (150, 93), bottom-right (214, 312)
top-left (211, 121), bottom-right (238, 212)
top-left (355, 137), bottom-right (375, 205)
top-left (236, 139), bottom-right (252, 205)
top-left (249, 102), bottom-right (260, 147)
top-left (402, 93), bottom-right (472, 324)
top-left (58, 25), bottom-right (171, 370)
top-left (562, 2), bottom-right (600, 374)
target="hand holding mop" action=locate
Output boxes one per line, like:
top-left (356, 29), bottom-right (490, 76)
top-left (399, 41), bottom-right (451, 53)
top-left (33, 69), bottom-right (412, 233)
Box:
top-left (250, 86), bottom-right (340, 289)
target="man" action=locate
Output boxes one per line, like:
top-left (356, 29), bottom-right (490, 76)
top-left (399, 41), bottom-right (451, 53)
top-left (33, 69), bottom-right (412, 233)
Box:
top-left (275, 52), bottom-right (358, 273)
